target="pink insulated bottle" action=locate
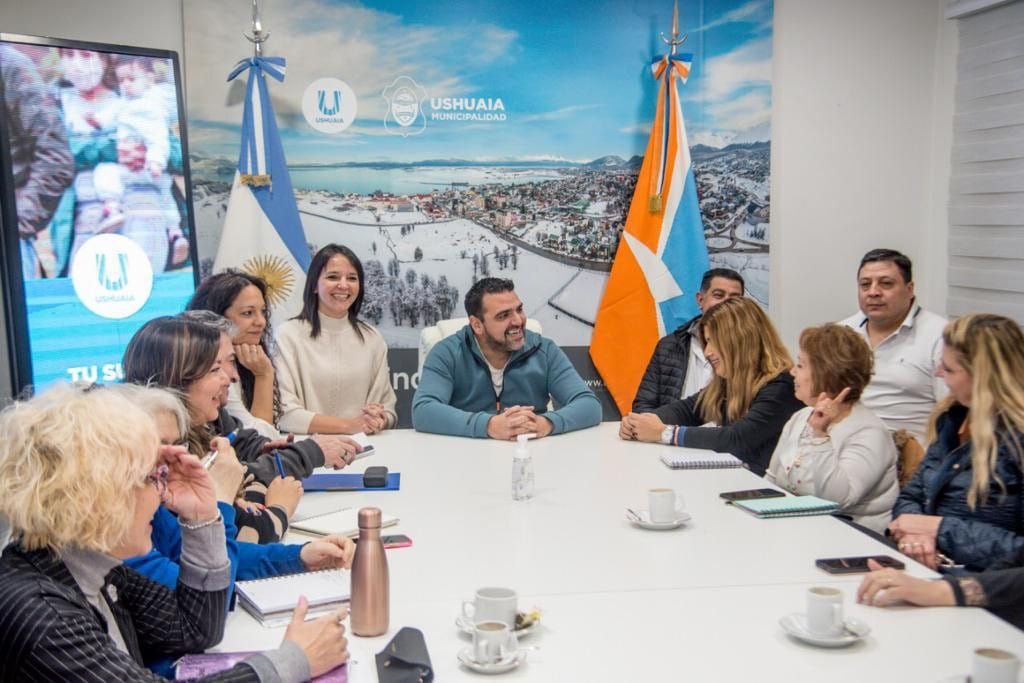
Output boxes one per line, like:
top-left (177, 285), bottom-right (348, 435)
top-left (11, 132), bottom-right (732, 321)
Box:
top-left (350, 507), bottom-right (390, 636)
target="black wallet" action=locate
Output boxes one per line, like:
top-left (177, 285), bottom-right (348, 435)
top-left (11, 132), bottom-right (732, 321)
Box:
top-left (375, 626), bottom-right (433, 683)
top-left (363, 465), bottom-right (389, 488)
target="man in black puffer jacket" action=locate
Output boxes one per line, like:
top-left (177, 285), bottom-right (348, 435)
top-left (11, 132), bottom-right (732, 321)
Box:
top-left (632, 268), bottom-right (745, 412)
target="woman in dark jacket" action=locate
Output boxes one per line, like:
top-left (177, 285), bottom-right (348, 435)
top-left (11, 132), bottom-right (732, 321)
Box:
top-left (0, 383), bottom-right (349, 682)
top-left (889, 314), bottom-right (1024, 572)
top-left (621, 297), bottom-right (803, 475)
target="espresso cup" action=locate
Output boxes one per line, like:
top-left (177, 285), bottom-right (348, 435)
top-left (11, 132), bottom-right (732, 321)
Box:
top-left (462, 587), bottom-right (517, 627)
top-left (972, 647), bottom-right (1021, 683)
top-left (806, 586), bottom-right (844, 638)
top-left (472, 620), bottom-right (514, 664)
top-left (649, 488), bottom-right (679, 523)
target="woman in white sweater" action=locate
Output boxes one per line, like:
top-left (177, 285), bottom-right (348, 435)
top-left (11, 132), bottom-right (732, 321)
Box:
top-left (766, 323), bottom-right (898, 533)
top-left (275, 244), bottom-right (397, 435)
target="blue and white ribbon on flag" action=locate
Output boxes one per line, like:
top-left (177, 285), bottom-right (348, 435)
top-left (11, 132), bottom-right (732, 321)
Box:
top-left (213, 56), bottom-right (310, 322)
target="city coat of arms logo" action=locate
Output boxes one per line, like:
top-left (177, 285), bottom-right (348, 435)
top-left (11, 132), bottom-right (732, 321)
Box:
top-left (382, 75), bottom-right (426, 137)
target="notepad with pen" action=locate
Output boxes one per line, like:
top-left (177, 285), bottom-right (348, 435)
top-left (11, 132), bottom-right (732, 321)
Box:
top-left (731, 494), bottom-right (840, 519)
top-left (659, 448), bottom-right (744, 469)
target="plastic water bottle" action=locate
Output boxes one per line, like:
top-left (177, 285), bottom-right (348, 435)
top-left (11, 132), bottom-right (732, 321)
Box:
top-left (512, 434), bottom-right (534, 501)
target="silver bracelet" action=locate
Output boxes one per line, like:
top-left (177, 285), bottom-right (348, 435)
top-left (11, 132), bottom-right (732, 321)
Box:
top-left (180, 512), bottom-right (222, 531)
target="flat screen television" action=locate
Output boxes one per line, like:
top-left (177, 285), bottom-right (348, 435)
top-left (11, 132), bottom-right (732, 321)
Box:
top-left (0, 33), bottom-right (198, 392)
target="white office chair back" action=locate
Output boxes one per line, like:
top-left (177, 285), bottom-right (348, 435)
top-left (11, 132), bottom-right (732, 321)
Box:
top-left (418, 317), bottom-right (543, 374)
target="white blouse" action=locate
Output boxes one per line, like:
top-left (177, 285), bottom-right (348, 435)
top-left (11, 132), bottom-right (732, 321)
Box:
top-left (765, 402), bottom-right (899, 533)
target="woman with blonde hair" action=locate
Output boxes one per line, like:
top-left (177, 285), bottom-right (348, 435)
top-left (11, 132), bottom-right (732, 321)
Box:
top-left (0, 383), bottom-right (350, 681)
top-left (765, 324), bottom-right (898, 532)
top-left (621, 297), bottom-right (803, 474)
top-left (889, 314), bottom-right (1024, 571)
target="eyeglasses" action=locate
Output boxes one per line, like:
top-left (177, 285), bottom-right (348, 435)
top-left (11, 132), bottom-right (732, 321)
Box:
top-left (145, 463), bottom-right (169, 498)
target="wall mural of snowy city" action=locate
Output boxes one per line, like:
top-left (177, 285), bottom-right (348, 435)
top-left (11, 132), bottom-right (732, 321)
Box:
top-left (184, 0), bottom-right (773, 423)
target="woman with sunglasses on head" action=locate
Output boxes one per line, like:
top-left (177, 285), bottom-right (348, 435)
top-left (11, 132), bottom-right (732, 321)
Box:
top-left (124, 316), bottom-right (360, 546)
top-left (0, 383), bottom-right (350, 682)
top-left (275, 244), bottom-right (397, 435)
top-left (620, 297), bottom-right (803, 475)
top-left (888, 314), bottom-right (1024, 572)
top-left (188, 269), bottom-right (282, 439)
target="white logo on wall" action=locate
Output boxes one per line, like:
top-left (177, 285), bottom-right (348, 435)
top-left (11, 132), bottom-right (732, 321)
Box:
top-left (302, 78), bottom-right (358, 134)
top-left (382, 76), bottom-right (426, 137)
top-left (70, 234), bottom-right (154, 319)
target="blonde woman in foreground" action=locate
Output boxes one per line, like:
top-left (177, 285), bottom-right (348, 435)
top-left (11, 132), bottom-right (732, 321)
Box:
top-left (888, 314), bottom-right (1024, 572)
top-left (0, 383), bottom-right (349, 682)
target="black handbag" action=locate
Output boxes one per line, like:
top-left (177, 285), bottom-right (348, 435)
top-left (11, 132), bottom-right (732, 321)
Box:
top-left (375, 627), bottom-right (434, 683)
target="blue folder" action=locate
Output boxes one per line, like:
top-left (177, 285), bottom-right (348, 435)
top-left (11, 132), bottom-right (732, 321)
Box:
top-left (302, 472), bottom-right (401, 492)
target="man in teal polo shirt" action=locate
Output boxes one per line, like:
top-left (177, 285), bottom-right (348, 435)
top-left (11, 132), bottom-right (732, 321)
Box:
top-left (412, 277), bottom-right (601, 439)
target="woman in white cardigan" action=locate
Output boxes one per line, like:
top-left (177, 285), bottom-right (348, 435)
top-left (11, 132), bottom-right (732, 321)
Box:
top-left (766, 324), bottom-right (898, 533)
top-left (275, 244), bottom-right (397, 435)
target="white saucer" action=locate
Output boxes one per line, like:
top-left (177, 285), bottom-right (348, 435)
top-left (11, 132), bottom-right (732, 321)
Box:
top-left (627, 508), bottom-right (691, 530)
top-left (457, 646), bottom-right (527, 674)
top-left (456, 614), bottom-right (539, 638)
top-left (779, 613), bottom-right (870, 648)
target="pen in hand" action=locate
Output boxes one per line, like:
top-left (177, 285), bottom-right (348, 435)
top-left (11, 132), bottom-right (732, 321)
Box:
top-left (201, 429), bottom-right (239, 469)
top-left (273, 450), bottom-right (286, 478)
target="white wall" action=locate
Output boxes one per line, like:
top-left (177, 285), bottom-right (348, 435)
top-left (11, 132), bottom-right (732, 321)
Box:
top-left (0, 0), bottom-right (958, 397)
top-left (0, 0), bottom-right (185, 55)
top-left (771, 0), bottom-right (956, 346)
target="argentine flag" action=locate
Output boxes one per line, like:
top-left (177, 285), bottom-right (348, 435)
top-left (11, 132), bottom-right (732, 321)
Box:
top-left (214, 56), bottom-right (310, 324)
top-left (590, 52), bottom-right (710, 416)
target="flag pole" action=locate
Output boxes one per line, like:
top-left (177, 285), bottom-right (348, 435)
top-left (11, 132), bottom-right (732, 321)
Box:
top-left (243, 0), bottom-right (270, 57)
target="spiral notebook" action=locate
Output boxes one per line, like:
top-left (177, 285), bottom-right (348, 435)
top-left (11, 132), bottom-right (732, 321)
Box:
top-left (732, 494), bottom-right (840, 519)
top-left (659, 448), bottom-right (743, 470)
top-left (235, 568), bottom-right (350, 625)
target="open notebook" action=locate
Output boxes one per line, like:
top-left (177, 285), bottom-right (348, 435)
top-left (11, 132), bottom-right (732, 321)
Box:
top-left (235, 568), bottom-right (350, 625)
top-left (290, 507), bottom-right (400, 538)
top-left (659, 448), bottom-right (743, 470)
top-left (732, 495), bottom-right (840, 519)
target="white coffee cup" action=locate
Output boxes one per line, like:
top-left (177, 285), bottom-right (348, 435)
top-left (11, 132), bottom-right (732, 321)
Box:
top-left (806, 586), bottom-right (844, 638)
top-left (649, 488), bottom-right (680, 523)
top-left (462, 587), bottom-right (517, 627)
top-left (472, 620), bottom-right (515, 664)
top-left (972, 647), bottom-right (1020, 683)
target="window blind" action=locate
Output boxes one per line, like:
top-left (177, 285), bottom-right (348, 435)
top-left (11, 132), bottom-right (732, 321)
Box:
top-left (948, 0), bottom-right (1024, 323)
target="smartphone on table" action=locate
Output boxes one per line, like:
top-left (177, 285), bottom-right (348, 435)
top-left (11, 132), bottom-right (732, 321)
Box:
top-left (719, 488), bottom-right (786, 502)
top-left (354, 534), bottom-right (411, 548)
top-left (815, 555), bottom-right (905, 574)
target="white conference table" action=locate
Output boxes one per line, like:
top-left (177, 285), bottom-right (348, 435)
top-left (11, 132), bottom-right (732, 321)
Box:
top-left (216, 423), bottom-right (1024, 681)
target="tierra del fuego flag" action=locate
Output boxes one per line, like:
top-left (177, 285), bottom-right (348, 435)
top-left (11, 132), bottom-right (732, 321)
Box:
top-left (590, 52), bottom-right (710, 416)
top-left (213, 56), bottom-right (311, 325)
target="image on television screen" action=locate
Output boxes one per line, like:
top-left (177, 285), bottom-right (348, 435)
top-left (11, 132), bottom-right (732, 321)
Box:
top-left (0, 36), bottom-right (197, 389)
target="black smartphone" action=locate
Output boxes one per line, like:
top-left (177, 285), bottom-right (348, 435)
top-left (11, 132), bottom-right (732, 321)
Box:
top-left (354, 534), bottom-right (412, 549)
top-left (815, 555), bottom-right (906, 574)
top-left (719, 488), bottom-right (787, 502)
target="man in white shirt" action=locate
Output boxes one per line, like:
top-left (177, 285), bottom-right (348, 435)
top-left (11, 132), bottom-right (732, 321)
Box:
top-left (841, 249), bottom-right (947, 448)
top-left (631, 268), bottom-right (745, 412)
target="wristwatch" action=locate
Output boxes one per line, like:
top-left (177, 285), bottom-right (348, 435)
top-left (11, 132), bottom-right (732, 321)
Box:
top-left (661, 425), bottom-right (675, 445)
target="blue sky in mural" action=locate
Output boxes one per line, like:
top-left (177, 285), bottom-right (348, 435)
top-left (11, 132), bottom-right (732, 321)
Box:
top-left (185, 0), bottom-right (772, 163)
